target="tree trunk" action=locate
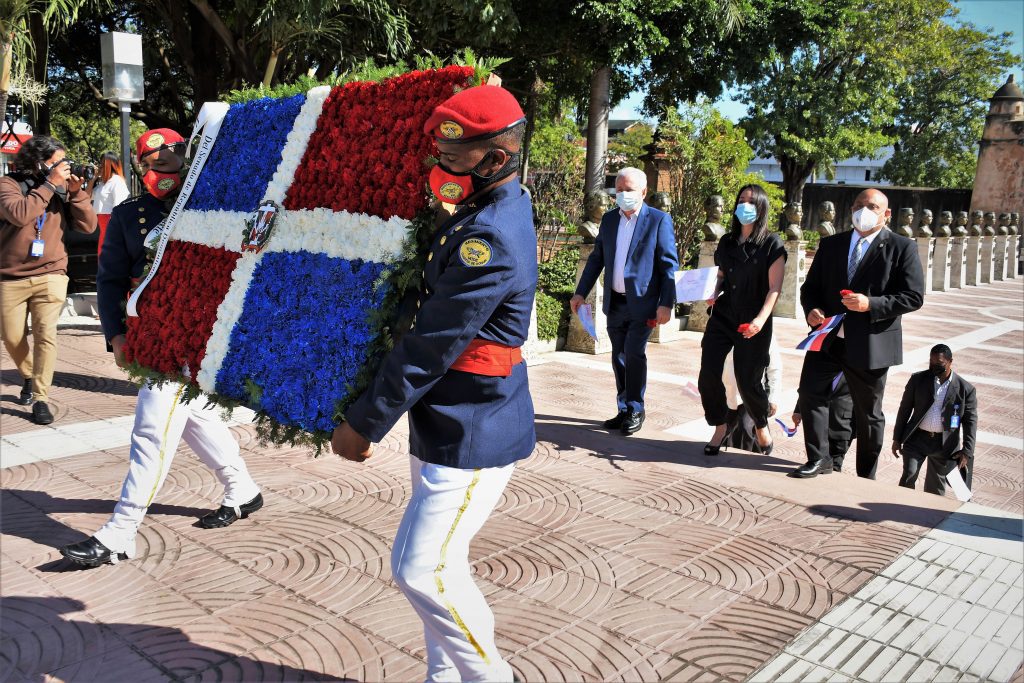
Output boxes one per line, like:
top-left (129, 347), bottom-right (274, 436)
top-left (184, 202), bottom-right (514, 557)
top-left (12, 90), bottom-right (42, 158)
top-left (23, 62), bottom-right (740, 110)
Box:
top-left (28, 14), bottom-right (50, 135)
top-left (0, 37), bottom-right (10, 122)
top-left (584, 65), bottom-right (610, 195)
top-left (780, 155), bottom-right (816, 205)
top-left (519, 72), bottom-right (542, 184)
top-left (262, 47), bottom-right (281, 87)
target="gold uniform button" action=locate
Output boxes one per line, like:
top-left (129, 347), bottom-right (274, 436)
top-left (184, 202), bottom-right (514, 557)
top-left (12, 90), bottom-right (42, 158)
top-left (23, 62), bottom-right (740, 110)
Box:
top-left (416, 300), bottom-right (421, 308)
top-left (139, 218), bottom-right (146, 224)
top-left (140, 229), bottom-right (147, 235)
top-left (428, 252), bottom-right (433, 261)
top-left (440, 236), bottom-right (447, 245)
top-left (454, 226), bottom-right (463, 232)
top-left (138, 207), bottom-right (144, 212)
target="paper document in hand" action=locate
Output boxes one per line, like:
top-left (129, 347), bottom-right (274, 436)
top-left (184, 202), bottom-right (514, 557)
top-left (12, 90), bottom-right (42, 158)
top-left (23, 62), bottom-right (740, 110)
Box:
top-left (576, 303), bottom-right (598, 339)
top-left (674, 266), bottom-right (719, 302)
top-left (945, 466), bottom-right (973, 502)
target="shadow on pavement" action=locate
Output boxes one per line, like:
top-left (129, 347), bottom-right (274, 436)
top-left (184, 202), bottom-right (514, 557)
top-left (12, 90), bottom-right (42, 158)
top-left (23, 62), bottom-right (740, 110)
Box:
top-left (0, 595), bottom-right (349, 681)
top-left (534, 412), bottom-right (798, 474)
top-left (1, 489), bottom-right (208, 566)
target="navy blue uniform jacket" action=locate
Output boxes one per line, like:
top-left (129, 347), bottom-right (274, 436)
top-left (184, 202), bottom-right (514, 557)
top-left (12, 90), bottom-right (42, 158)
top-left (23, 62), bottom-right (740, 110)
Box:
top-left (800, 228), bottom-right (924, 370)
top-left (574, 203), bottom-right (678, 318)
top-left (345, 182), bottom-right (538, 469)
top-left (96, 193), bottom-right (167, 345)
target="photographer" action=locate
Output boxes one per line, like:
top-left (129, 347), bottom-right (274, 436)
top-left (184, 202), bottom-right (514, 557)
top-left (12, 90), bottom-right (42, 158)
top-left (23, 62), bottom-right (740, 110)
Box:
top-left (0, 135), bottom-right (97, 424)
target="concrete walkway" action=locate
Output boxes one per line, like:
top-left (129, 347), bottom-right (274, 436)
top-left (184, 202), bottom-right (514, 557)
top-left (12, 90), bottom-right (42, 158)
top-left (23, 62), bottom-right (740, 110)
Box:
top-left (1, 279), bottom-right (1022, 682)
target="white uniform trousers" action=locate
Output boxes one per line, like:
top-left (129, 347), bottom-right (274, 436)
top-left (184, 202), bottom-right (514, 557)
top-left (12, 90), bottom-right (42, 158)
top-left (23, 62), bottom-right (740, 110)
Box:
top-left (392, 455), bottom-right (516, 683)
top-left (94, 382), bottom-right (260, 557)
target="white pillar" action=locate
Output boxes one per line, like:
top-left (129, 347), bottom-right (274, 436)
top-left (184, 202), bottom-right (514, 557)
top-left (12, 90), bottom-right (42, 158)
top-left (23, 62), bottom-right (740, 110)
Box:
top-left (965, 236), bottom-right (983, 286)
top-left (993, 235), bottom-right (1009, 281)
top-left (565, 243), bottom-right (613, 354)
top-left (931, 237), bottom-right (952, 291)
top-left (774, 240), bottom-right (807, 319)
top-left (916, 237), bottom-right (935, 294)
top-left (684, 242), bottom-right (718, 333)
top-left (948, 237), bottom-right (967, 289)
top-left (980, 236), bottom-right (994, 284)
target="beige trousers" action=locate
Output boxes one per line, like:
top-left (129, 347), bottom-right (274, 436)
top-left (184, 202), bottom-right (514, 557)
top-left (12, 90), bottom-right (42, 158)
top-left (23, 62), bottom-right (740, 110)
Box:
top-left (1, 273), bottom-right (68, 402)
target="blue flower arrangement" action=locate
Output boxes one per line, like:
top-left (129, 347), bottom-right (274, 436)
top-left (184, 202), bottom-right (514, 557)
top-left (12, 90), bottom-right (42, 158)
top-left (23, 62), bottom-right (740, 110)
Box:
top-left (214, 251), bottom-right (390, 433)
top-left (186, 94), bottom-right (306, 213)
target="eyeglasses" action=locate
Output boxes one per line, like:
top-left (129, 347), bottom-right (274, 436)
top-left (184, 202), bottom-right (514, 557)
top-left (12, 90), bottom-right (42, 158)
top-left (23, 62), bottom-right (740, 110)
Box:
top-left (139, 142), bottom-right (186, 160)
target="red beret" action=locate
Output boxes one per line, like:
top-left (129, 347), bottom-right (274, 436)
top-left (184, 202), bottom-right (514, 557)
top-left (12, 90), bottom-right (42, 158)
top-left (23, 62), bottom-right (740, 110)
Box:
top-left (424, 85), bottom-right (525, 144)
top-left (136, 128), bottom-right (185, 160)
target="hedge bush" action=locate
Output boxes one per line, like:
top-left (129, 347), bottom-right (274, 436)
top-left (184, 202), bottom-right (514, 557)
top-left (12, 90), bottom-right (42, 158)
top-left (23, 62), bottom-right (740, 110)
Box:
top-left (536, 245), bottom-right (579, 341)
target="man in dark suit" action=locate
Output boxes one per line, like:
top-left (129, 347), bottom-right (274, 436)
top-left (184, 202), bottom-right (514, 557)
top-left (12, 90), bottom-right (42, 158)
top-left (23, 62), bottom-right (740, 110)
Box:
top-left (893, 344), bottom-right (977, 495)
top-left (570, 167), bottom-right (678, 435)
top-left (793, 188), bottom-right (925, 479)
top-left (793, 373), bottom-right (855, 472)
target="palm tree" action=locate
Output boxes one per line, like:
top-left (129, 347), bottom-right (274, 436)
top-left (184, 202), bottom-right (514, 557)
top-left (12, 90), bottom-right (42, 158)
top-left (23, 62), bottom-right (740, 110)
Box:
top-left (0, 0), bottom-right (83, 117)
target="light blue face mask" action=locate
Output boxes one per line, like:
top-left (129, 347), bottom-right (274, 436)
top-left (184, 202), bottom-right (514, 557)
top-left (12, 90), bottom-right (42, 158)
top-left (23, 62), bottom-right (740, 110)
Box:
top-left (734, 202), bottom-right (758, 225)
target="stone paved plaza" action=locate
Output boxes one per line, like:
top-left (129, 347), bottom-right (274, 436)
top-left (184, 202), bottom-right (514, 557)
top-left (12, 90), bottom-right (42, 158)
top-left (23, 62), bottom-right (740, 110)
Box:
top-left (2, 279), bottom-right (1022, 682)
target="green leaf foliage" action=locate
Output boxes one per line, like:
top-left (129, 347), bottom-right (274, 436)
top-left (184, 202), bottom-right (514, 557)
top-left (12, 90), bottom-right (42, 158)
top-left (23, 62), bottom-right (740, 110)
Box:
top-left (739, 0), bottom-right (961, 201)
top-left (608, 122), bottom-right (654, 171)
top-left (654, 103), bottom-right (774, 266)
top-left (878, 17), bottom-right (1019, 188)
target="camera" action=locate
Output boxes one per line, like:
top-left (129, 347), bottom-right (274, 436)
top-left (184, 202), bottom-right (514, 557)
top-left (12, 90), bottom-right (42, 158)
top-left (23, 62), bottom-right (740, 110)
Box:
top-left (67, 160), bottom-right (95, 181)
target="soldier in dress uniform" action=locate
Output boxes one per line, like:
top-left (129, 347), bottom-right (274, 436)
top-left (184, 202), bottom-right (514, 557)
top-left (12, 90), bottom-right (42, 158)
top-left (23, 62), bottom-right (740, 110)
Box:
top-left (332, 85), bottom-right (535, 683)
top-left (60, 129), bottom-right (263, 568)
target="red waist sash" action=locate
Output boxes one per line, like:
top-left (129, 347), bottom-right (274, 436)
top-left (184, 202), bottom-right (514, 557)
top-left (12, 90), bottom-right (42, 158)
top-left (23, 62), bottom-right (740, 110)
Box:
top-left (450, 339), bottom-right (522, 377)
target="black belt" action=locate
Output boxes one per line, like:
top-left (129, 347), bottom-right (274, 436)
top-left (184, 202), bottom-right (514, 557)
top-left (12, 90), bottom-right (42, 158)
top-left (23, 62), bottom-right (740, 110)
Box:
top-left (917, 429), bottom-right (943, 439)
top-left (609, 291), bottom-right (627, 303)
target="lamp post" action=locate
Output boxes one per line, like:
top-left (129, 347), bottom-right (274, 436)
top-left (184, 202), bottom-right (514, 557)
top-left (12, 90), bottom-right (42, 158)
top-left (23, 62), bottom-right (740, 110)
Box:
top-left (100, 32), bottom-right (144, 188)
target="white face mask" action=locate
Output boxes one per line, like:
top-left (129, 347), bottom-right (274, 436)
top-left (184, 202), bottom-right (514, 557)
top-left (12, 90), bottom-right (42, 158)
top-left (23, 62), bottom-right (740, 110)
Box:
top-left (616, 190), bottom-right (642, 212)
top-left (852, 207), bottom-right (880, 233)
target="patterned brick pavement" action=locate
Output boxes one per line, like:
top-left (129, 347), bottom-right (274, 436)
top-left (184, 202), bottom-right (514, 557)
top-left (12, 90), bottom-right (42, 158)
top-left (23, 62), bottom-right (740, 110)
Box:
top-left (1, 279), bottom-right (1022, 682)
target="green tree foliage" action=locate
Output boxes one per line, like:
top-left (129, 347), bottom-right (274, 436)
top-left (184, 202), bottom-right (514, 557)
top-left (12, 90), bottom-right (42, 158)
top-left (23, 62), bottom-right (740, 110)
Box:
top-left (527, 99), bottom-right (586, 262)
top-left (42, 0), bottom-right (411, 133)
top-left (49, 109), bottom-right (145, 163)
top-left (0, 0), bottom-right (87, 114)
top-left (608, 122), bottom-right (653, 171)
top-left (655, 103), bottom-right (778, 266)
top-left (878, 18), bottom-right (1019, 188)
top-left (740, 0), bottom-right (956, 203)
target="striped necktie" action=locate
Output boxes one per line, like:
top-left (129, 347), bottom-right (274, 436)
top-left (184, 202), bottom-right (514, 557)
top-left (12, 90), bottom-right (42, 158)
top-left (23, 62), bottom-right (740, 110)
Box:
top-left (848, 237), bottom-right (867, 282)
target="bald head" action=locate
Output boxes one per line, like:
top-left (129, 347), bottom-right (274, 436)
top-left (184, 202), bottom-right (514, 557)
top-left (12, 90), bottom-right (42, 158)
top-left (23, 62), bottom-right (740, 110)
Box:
top-left (851, 188), bottom-right (890, 234)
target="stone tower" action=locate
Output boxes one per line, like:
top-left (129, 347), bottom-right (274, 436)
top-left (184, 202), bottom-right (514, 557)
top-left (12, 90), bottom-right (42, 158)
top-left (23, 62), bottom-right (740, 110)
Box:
top-left (970, 75), bottom-right (1024, 217)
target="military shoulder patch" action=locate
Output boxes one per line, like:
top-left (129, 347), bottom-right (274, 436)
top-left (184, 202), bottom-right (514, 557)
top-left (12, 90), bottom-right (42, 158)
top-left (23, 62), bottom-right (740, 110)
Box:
top-left (459, 238), bottom-right (493, 267)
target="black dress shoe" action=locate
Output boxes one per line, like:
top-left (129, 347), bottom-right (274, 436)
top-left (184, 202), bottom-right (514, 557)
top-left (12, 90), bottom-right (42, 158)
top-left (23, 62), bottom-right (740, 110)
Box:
top-left (198, 493), bottom-right (264, 529)
top-left (621, 411), bottom-right (645, 435)
top-left (790, 461), bottom-right (833, 478)
top-left (603, 411), bottom-right (628, 429)
top-left (60, 536), bottom-right (127, 568)
top-left (32, 401), bottom-right (54, 425)
top-left (17, 378), bottom-right (33, 405)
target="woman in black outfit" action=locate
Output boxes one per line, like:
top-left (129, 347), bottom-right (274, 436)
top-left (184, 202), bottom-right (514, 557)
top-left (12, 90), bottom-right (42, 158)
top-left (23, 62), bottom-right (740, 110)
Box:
top-left (698, 184), bottom-right (786, 455)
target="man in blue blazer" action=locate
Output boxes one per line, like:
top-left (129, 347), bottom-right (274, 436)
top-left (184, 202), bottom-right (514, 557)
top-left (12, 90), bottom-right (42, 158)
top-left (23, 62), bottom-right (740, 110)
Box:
top-left (570, 167), bottom-right (679, 435)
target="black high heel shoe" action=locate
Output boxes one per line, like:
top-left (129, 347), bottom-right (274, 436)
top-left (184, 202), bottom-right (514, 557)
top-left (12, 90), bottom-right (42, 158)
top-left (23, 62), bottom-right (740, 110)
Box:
top-left (704, 424), bottom-right (734, 456)
top-left (755, 428), bottom-right (774, 456)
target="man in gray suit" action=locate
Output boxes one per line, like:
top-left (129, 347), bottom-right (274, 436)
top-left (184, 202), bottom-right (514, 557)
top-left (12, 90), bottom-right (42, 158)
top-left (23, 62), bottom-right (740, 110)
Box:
top-left (892, 344), bottom-right (978, 495)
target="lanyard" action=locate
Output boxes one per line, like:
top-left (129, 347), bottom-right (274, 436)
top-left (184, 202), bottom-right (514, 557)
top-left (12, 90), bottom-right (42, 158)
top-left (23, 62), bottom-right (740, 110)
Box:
top-left (36, 212), bottom-right (46, 239)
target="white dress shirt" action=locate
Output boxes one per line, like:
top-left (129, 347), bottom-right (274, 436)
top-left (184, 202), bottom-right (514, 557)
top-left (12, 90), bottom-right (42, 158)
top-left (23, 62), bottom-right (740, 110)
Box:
top-left (918, 374), bottom-right (952, 433)
top-left (611, 208), bottom-right (641, 294)
top-left (838, 227), bottom-right (883, 338)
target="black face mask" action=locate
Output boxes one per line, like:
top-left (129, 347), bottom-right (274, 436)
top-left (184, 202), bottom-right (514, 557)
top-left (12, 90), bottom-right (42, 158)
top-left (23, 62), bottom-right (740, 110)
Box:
top-left (929, 363), bottom-right (947, 378)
